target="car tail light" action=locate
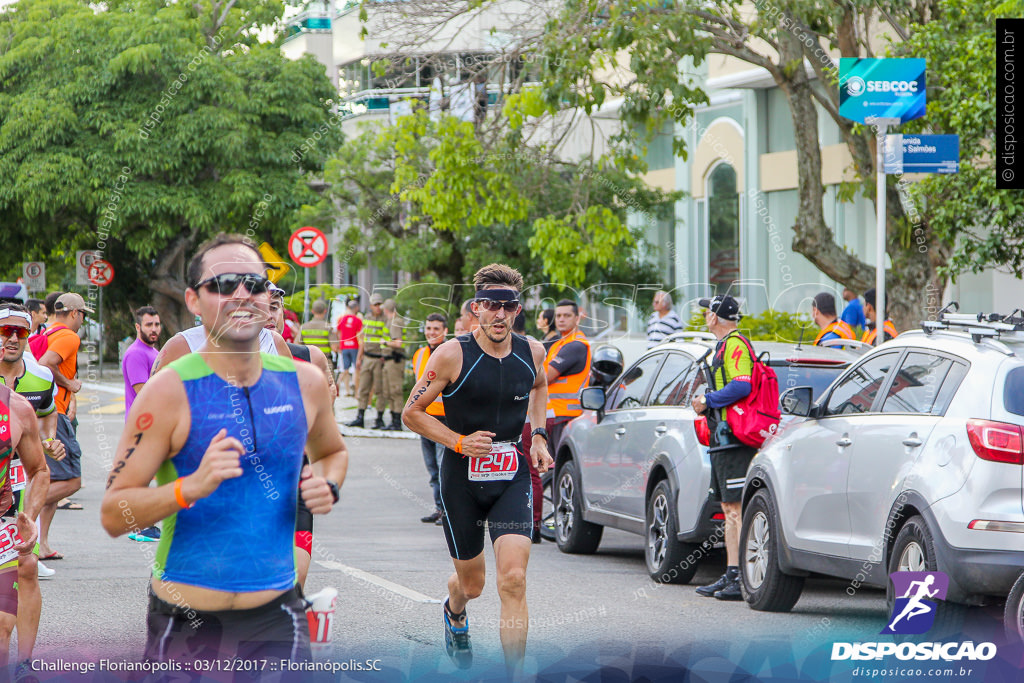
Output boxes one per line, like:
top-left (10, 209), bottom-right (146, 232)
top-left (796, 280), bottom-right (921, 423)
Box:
top-left (966, 419), bottom-right (1024, 464)
top-left (712, 512), bottom-right (725, 521)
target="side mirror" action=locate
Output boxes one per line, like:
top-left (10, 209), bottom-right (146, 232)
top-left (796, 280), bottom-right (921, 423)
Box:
top-left (580, 386), bottom-right (606, 412)
top-left (780, 386), bottom-right (814, 417)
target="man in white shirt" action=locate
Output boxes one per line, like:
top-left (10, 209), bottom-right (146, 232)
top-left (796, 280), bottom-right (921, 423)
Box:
top-left (646, 290), bottom-right (683, 348)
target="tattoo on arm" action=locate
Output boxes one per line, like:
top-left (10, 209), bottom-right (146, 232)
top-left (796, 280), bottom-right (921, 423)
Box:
top-left (406, 381), bottom-right (430, 408)
top-left (106, 432), bottom-right (144, 488)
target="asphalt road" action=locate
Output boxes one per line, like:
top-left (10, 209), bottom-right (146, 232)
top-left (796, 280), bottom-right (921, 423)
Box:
top-left (18, 381), bottom-right (1011, 682)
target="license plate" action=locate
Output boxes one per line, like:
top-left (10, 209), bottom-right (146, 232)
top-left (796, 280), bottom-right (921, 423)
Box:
top-left (468, 442), bottom-right (519, 482)
top-left (10, 459), bottom-right (25, 493)
top-left (0, 519), bottom-right (23, 565)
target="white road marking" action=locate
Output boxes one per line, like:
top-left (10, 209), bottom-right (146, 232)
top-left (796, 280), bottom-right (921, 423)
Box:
top-left (315, 561), bottom-right (443, 603)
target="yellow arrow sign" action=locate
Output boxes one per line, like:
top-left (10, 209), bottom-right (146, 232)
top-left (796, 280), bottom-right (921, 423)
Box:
top-left (259, 242), bottom-right (290, 283)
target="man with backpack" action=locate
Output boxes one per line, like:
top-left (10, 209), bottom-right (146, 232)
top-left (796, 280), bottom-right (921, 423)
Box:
top-left (691, 295), bottom-right (779, 601)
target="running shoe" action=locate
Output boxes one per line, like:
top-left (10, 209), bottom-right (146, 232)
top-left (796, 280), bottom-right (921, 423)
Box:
top-left (37, 561), bottom-right (54, 579)
top-left (443, 599), bottom-right (472, 669)
top-left (13, 658), bottom-right (39, 683)
top-left (128, 526), bottom-right (161, 542)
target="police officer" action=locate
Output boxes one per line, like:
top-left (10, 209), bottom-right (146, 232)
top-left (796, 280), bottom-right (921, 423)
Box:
top-left (300, 300), bottom-right (338, 372)
top-left (346, 293), bottom-right (390, 429)
top-left (381, 299), bottom-right (407, 431)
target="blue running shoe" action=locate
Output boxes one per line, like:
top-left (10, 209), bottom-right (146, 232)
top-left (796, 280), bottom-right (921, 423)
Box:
top-left (128, 526), bottom-right (161, 542)
top-left (443, 599), bottom-right (472, 669)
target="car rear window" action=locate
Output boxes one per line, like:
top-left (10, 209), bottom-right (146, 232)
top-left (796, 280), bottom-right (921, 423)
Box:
top-left (1005, 366), bottom-right (1024, 416)
top-left (772, 364), bottom-right (846, 402)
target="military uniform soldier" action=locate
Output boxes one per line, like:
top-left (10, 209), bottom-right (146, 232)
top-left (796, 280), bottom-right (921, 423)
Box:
top-left (381, 299), bottom-right (407, 431)
top-left (300, 300), bottom-right (338, 372)
top-left (346, 293), bottom-right (390, 429)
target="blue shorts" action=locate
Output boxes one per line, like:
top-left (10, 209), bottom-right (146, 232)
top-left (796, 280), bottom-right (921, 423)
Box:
top-left (341, 349), bottom-right (358, 371)
top-left (50, 413), bottom-right (83, 481)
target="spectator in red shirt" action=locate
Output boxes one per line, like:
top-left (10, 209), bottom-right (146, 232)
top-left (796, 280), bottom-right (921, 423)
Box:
top-left (282, 308), bottom-right (300, 343)
top-left (336, 299), bottom-right (363, 396)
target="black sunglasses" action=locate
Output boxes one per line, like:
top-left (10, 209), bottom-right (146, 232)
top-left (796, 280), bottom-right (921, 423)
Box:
top-left (476, 299), bottom-right (520, 312)
top-left (193, 273), bottom-right (271, 296)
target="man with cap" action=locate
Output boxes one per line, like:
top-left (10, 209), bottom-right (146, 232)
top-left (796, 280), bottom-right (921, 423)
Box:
top-left (347, 293), bottom-right (390, 429)
top-left (336, 299), bottom-right (363, 396)
top-left (861, 288), bottom-right (899, 345)
top-left (36, 292), bottom-right (91, 559)
top-left (810, 292), bottom-right (855, 346)
top-left (690, 294), bottom-right (756, 601)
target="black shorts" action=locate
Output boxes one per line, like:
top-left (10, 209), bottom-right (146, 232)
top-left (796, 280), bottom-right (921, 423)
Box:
top-left (709, 446), bottom-right (756, 504)
top-left (145, 585), bottom-right (311, 678)
top-left (438, 446), bottom-right (533, 560)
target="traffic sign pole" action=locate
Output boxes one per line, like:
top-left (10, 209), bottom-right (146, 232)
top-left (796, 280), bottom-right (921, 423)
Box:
top-left (98, 287), bottom-right (104, 380)
top-left (288, 227), bottom-right (328, 324)
top-left (872, 118), bottom-right (899, 347)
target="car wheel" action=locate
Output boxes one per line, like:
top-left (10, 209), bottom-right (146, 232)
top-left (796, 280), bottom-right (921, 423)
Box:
top-left (645, 480), bottom-right (700, 584)
top-left (1004, 571), bottom-right (1024, 644)
top-left (739, 489), bottom-right (804, 612)
top-left (887, 516), bottom-right (966, 639)
top-left (554, 460), bottom-right (603, 554)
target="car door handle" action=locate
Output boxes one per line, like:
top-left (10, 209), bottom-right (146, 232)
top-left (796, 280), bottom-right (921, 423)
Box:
top-left (836, 436), bottom-right (852, 448)
top-left (902, 434), bottom-right (924, 448)
top-left (654, 425), bottom-right (668, 435)
top-left (614, 427), bottom-right (626, 438)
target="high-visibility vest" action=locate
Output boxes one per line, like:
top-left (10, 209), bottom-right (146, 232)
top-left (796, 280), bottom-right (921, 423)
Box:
top-left (362, 314), bottom-right (389, 352)
top-left (814, 320), bottom-right (856, 345)
top-left (544, 330), bottom-right (592, 419)
top-left (412, 345), bottom-right (444, 416)
top-left (299, 322), bottom-right (332, 355)
top-left (861, 320), bottom-right (899, 345)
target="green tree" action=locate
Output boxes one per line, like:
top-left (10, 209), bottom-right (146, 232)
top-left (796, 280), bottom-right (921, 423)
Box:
top-left (0, 0), bottom-right (341, 333)
top-left (518, 0), bottom-right (1018, 329)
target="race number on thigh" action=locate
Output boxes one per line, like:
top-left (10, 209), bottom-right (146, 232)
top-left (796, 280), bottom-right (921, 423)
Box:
top-left (9, 459), bottom-right (25, 493)
top-left (468, 442), bottom-right (519, 482)
top-left (0, 519), bottom-right (22, 566)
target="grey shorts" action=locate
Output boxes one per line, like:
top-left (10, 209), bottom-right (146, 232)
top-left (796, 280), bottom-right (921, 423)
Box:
top-left (50, 413), bottom-right (83, 481)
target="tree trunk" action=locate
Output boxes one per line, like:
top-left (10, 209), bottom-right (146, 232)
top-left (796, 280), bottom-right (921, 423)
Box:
top-left (149, 233), bottom-right (196, 335)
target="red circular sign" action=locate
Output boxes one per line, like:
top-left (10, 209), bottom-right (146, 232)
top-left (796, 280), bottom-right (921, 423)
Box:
top-left (288, 227), bottom-right (328, 268)
top-left (87, 259), bottom-right (114, 286)
top-left (25, 263), bottom-right (42, 278)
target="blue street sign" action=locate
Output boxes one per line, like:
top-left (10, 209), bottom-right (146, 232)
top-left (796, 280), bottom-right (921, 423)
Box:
top-left (839, 58), bottom-right (926, 124)
top-left (884, 134), bottom-right (959, 174)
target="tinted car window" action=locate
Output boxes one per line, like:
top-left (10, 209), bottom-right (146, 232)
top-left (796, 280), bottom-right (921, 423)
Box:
top-left (607, 354), bottom-right (664, 411)
top-left (650, 354), bottom-right (697, 407)
top-left (1006, 367), bottom-right (1024, 416)
top-left (772, 364), bottom-right (846, 403)
top-left (881, 353), bottom-right (968, 415)
top-left (824, 351), bottom-right (901, 416)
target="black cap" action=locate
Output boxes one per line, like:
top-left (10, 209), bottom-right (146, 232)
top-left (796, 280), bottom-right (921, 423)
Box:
top-left (698, 295), bottom-right (741, 321)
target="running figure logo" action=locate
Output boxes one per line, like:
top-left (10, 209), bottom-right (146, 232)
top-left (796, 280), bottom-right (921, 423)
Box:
top-left (881, 571), bottom-right (949, 635)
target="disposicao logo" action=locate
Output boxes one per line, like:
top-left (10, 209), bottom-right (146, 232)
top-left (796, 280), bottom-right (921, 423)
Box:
top-left (882, 571), bottom-right (947, 635)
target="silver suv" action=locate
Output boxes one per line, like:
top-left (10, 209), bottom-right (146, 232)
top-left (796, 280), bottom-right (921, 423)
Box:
top-left (554, 334), bottom-right (858, 583)
top-left (740, 308), bottom-right (1024, 615)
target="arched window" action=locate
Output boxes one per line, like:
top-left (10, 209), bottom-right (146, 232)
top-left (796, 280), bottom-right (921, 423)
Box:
top-left (707, 163), bottom-right (740, 295)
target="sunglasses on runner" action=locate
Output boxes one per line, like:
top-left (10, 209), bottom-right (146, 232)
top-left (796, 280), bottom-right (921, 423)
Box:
top-left (475, 299), bottom-right (520, 312)
top-left (0, 325), bottom-right (29, 340)
top-left (193, 273), bottom-right (272, 296)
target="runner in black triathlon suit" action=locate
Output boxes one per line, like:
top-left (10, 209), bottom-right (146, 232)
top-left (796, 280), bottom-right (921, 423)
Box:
top-left (402, 264), bottom-right (552, 676)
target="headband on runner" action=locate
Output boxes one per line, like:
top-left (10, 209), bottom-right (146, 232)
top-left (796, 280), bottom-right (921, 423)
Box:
top-left (0, 309), bottom-right (32, 326)
top-left (474, 289), bottom-right (519, 302)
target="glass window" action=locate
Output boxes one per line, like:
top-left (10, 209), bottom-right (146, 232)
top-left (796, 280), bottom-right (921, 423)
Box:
top-left (708, 163), bottom-right (740, 295)
top-left (771, 364), bottom-right (847, 404)
top-left (649, 354), bottom-right (697, 407)
top-left (824, 351), bottom-right (901, 416)
top-left (1005, 367), bottom-right (1024, 417)
top-left (607, 354), bottom-right (664, 412)
top-left (882, 353), bottom-right (968, 416)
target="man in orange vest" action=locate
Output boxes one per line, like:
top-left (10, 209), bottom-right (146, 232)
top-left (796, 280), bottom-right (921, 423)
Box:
top-left (861, 288), bottom-right (899, 345)
top-left (412, 313), bottom-right (449, 525)
top-left (811, 292), bottom-right (855, 346)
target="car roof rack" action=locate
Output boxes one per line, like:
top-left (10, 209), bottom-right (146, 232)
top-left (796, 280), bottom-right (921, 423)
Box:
top-left (660, 331), bottom-right (717, 344)
top-left (920, 302), bottom-right (1024, 346)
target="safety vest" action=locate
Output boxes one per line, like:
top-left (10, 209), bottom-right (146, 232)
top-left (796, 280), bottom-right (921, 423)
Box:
top-left (814, 320), bottom-right (856, 345)
top-left (544, 330), bottom-right (592, 419)
top-left (861, 320), bottom-right (899, 345)
top-left (411, 345), bottom-right (444, 416)
top-left (362, 314), bottom-right (389, 353)
top-left (299, 322), bottom-right (332, 355)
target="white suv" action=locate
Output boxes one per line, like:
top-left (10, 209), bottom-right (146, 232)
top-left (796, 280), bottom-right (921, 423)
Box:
top-left (740, 308), bottom-right (1024, 616)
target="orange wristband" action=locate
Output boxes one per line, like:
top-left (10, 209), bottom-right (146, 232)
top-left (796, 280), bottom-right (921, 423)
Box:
top-left (174, 477), bottom-right (194, 509)
top-left (454, 435), bottom-right (465, 454)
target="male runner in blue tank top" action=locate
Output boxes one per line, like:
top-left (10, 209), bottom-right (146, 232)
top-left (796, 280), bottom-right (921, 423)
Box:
top-left (403, 263), bottom-right (553, 676)
top-left (100, 234), bottom-right (348, 670)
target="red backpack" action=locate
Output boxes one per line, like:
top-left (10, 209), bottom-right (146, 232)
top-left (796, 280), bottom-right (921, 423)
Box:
top-left (716, 333), bottom-right (781, 449)
top-left (27, 325), bottom-right (66, 361)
